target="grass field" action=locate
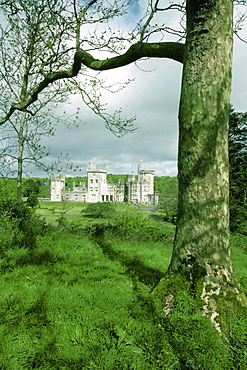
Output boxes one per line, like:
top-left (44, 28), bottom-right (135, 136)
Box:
top-left (0, 202), bottom-right (247, 369)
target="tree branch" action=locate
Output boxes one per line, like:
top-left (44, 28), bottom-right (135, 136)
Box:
top-left (77, 41), bottom-right (185, 70)
top-left (0, 41), bottom-right (184, 126)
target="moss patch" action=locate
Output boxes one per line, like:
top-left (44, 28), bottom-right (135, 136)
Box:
top-left (215, 290), bottom-right (247, 336)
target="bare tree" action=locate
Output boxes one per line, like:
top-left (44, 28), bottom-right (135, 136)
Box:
top-left (0, 0), bottom-right (135, 200)
top-left (0, 106), bottom-right (79, 201)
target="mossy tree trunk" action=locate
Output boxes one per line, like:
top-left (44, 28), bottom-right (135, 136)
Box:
top-left (76, 0), bottom-right (247, 331)
top-left (171, 0), bottom-right (234, 285)
top-left (154, 0), bottom-right (247, 331)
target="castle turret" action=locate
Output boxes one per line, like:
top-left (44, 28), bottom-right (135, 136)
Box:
top-left (87, 163), bottom-right (108, 202)
top-left (50, 174), bottom-right (65, 201)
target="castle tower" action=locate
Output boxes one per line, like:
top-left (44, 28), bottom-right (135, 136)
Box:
top-left (138, 164), bottom-right (155, 205)
top-left (50, 174), bottom-right (65, 201)
top-left (127, 171), bottom-right (137, 203)
top-left (87, 162), bottom-right (108, 202)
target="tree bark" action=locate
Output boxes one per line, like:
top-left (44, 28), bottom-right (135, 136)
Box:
top-left (171, 0), bottom-right (234, 282)
top-left (17, 111), bottom-right (27, 203)
top-left (177, 1), bottom-right (232, 270)
top-left (153, 0), bottom-right (247, 333)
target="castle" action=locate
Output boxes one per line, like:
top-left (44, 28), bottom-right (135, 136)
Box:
top-left (50, 162), bottom-right (159, 206)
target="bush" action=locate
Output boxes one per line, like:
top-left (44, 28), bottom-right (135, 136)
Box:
top-left (103, 212), bottom-right (168, 242)
top-left (158, 200), bottom-right (177, 224)
top-left (110, 212), bottom-right (149, 238)
top-left (230, 202), bottom-right (247, 234)
top-left (81, 211), bottom-right (169, 244)
top-left (26, 193), bottom-right (39, 208)
top-left (0, 199), bottom-right (46, 252)
top-left (82, 202), bottom-right (116, 218)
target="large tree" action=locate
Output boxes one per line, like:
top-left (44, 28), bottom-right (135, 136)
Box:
top-left (77, 0), bottom-right (247, 331)
top-left (1, 0), bottom-right (247, 331)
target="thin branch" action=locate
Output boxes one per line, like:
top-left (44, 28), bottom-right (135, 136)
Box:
top-left (234, 30), bottom-right (247, 43)
top-left (139, 0), bottom-right (159, 42)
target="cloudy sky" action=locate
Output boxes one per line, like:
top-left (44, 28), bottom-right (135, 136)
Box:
top-left (39, 2), bottom-right (247, 178)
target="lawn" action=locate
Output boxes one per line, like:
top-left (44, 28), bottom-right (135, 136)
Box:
top-left (0, 203), bottom-right (247, 369)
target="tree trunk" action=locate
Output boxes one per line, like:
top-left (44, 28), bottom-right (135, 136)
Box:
top-left (17, 111), bottom-right (26, 203)
top-left (173, 0), bottom-right (234, 284)
top-left (153, 0), bottom-right (247, 332)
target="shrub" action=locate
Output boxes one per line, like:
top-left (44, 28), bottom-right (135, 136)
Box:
top-left (109, 212), bottom-right (168, 242)
top-left (230, 202), bottom-right (247, 234)
top-left (26, 193), bottom-right (39, 208)
top-left (158, 200), bottom-right (177, 224)
top-left (0, 199), bottom-right (47, 252)
top-left (111, 212), bottom-right (149, 237)
top-left (82, 202), bottom-right (116, 218)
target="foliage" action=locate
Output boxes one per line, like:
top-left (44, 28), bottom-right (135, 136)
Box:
top-left (157, 199), bottom-right (178, 225)
top-left (82, 210), bottom-right (170, 245)
top-left (0, 199), bottom-right (46, 253)
top-left (229, 108), bottom-right (247, 234)
top-left (25, 193), bottom-right (39, 208)
top-left (82, 202), bottom-right (116, 218)
top-left (110, 212), bottom-right (169, 242)
top-left (26, 178), bottom-right (50, 199)
top-left (23, 179), bottom-right (40, 197)
top-left (0, 177), bottom-right (16, 200)
top-left (24, 179), bottom-right (40, 208)
top-left (106, 174), bottom-right (128, 184)
top-left (154, 176), bottom-right (178, 201)
top-left (0, 177), bottom-right (50, 201)
top-left (65, 176), bottom-right (87, 191)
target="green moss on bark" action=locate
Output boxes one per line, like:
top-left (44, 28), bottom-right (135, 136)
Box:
top-left (152, 263), bottom-right (247, 337)
top-left (214, 291), bottom-right (247, 335)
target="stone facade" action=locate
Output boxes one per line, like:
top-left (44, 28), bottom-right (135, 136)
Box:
top-left (50, 162), bottom-right (158, 205)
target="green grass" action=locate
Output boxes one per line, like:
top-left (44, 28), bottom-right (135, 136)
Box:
top-left (0, 231), bottom-right (176, 370)
top-left (0, 206), bottom-right (247, 369)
